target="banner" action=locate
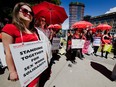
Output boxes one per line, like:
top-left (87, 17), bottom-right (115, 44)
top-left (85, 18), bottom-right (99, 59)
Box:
top-left (0, 43), bottom-right (7, 67)
top-left (71, 39), bottom-right (85, 49)
top-left (93, 37), bottom-right (101, 46)
top-left (9, 41), bottom-right (48, 87)
top-left (52, 37), bottom-right (60, 50)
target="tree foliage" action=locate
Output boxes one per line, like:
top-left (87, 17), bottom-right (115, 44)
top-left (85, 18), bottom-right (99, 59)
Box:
top-left (0, 0), bottom-right (61, 20)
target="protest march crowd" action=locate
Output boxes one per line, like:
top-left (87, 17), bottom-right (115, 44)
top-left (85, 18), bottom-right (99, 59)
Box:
top-left (0, 1), bottom-right (116, 87)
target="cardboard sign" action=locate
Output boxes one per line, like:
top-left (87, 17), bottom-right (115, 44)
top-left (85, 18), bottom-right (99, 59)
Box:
top-left (36, 28), bottom-right (52, 63)
top-left (9, 41), bottom-right (48, 87)
top-left (93, 37), bottom-right (101, 46)
top-left (71, 39), bottom-right (85, 49)
top-left (52, 37), bottom-right (60, 50)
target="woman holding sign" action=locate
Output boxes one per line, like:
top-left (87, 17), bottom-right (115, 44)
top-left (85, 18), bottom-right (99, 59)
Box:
top-left (93, 30), bottom-right (102, 56)
top-left (71, 29), bottom-right (86, 63)
top-left (101, 30), bottom-right (112, 58)
top-left (2, 2), bottom-right (41, 87)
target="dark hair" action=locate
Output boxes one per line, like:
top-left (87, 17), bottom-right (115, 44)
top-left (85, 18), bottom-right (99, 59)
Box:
top-left (104, 30), bottom-right (108, 34)
top-left (12, 2), bottom-right (35, 32)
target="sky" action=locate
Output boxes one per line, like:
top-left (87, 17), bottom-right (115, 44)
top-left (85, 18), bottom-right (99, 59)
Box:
top-left (60, 0), bottom-right (116, 29)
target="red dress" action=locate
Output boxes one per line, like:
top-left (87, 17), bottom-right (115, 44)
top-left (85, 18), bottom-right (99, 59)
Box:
top-left (2, 24), bottom-right (39, 87)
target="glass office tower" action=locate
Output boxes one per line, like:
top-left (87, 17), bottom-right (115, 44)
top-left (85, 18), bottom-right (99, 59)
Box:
top-left (69, 2), bottom-right (85, 28)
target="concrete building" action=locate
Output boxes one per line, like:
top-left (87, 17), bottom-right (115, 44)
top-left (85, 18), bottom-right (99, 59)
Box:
top-left (69, 2), bottom-right (85, 28)
top-left (89, 12), bottom-right (116, 35)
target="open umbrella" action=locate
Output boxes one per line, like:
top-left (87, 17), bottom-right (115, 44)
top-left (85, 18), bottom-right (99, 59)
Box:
top-left (32, 1), bottom-right (68, 24)
top-left (47, 24), bottom-right (54, 29)
top-left (96, 24), bottom-right (112, 30)
top-left (71, 21), bottom-right (93, 29)
top-left (54, 24), bottom-right (62, 29)
top-left (90, 27), bottom-right (97, 33)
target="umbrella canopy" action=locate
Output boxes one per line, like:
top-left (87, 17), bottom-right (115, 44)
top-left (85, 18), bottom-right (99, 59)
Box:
top-left (96, 24), bottom-right (112, 30)
top-left (47, 24), bottom-right (54, 29)
top-left (54, 24), bottom-right (62, 29)
top-left (71, 21), bottom-right (93, 29)
top-left (32, 1), bottom-right (68, 24)
top-left (90, 27), bottom-right (97, 33)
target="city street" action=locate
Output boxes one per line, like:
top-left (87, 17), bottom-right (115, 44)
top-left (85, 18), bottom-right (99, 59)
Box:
top-left (0, 52), bottom-right (116, 87)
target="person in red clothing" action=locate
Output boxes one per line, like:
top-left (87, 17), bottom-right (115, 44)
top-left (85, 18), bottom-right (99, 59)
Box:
top-left (71, 29), bottom-right (86, 63)
top-left (93, 29), bottom-right (102, 56)
top-left (101, 30), bottom-right (112, 58)
top-left (2, 2), bottom-right (40, 87)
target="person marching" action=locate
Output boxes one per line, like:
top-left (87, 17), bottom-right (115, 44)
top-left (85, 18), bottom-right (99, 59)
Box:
top-left (93, 29), bottom-right (102, 56)
top-left (71, 29), bottom-right (86, 63)
top-left (101, 30), bottom-right (112, 58)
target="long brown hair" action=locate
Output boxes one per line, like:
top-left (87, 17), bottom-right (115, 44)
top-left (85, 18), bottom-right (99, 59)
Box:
top-left (12, 2), bottom-right (35, 32)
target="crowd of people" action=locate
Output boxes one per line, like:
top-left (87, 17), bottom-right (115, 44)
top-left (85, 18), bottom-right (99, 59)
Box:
top-left (0, 2), bottom-right (116, 87)
top-left (66, 28), bottom-right (116, 63)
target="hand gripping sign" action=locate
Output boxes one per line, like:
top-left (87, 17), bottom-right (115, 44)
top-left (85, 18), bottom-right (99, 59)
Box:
top-left (9, 41), bottom-right (48, 87)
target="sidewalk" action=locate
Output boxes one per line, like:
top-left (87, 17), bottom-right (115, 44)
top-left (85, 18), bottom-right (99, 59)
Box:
top-left (44, 54), bottom-right (116, 87)
top-left (0, 53), bottom-right (116, 87)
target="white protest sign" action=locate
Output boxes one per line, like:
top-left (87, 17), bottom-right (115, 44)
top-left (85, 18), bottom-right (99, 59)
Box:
top-left (71, 39), bottom-right (85, 49)
top-left (9, 41), bottom-right (48, 87)
top-left (93, 37), bottom-right (101, 46)
top-left (52, 37), bottom-right (60, 50)
top-left (0, 43), bottom-right (7, 67)
top-left (36, 28), bottom-right (52, 63)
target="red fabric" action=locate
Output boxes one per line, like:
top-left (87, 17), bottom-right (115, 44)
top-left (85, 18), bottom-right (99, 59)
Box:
top-left (2, 24), bottom-right (38, 43)
top-left (0, 33), bottom-right (2, 39)
top-left (32, 1), bottom-right (68, 24)
top-left (28, 77), bottom-right (40, 87)
top-left (96, 24), bottom-right (112, 30)
top-left (68, 40), bottom-right (72, 45)
top-left (2, 24), bottom-right (40, 87)
top-left (71, 21), bottom-right (93, 29)
top-left (101, 35), bottom-right (111, 44)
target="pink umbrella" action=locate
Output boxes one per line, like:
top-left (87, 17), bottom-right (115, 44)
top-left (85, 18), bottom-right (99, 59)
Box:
top-left (96, 24), bottom-right (112, 30)
top-left (71, 21), bottom-right (93, 29)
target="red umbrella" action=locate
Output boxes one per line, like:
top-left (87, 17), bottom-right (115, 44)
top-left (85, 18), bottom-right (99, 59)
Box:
top-left (47, 24), bottom-right (54, 29)
top-left (96, 24), bottom-right (112, 30)
top-left (71, 21), bottom-right (93, 29)
top-left (53, 24), bottom-right (62, 32)
top-left (32, 1), bottom-right (68, 24)
top-left (90, 27), bottom-right (97, 33)
top-left (54, 24), bottom-right (62, 29)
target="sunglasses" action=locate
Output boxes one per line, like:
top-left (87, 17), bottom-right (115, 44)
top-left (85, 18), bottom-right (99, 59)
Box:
top-left (20, 7), bottom-right (33, 16)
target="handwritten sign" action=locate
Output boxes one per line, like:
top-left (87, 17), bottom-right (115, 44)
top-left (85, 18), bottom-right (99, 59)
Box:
top-left (93, 37), bottom-right (101, 46)
top-left (52, 37), bottom-right (60, 50)
top-left (71, 39), bottom-right (85, 49)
